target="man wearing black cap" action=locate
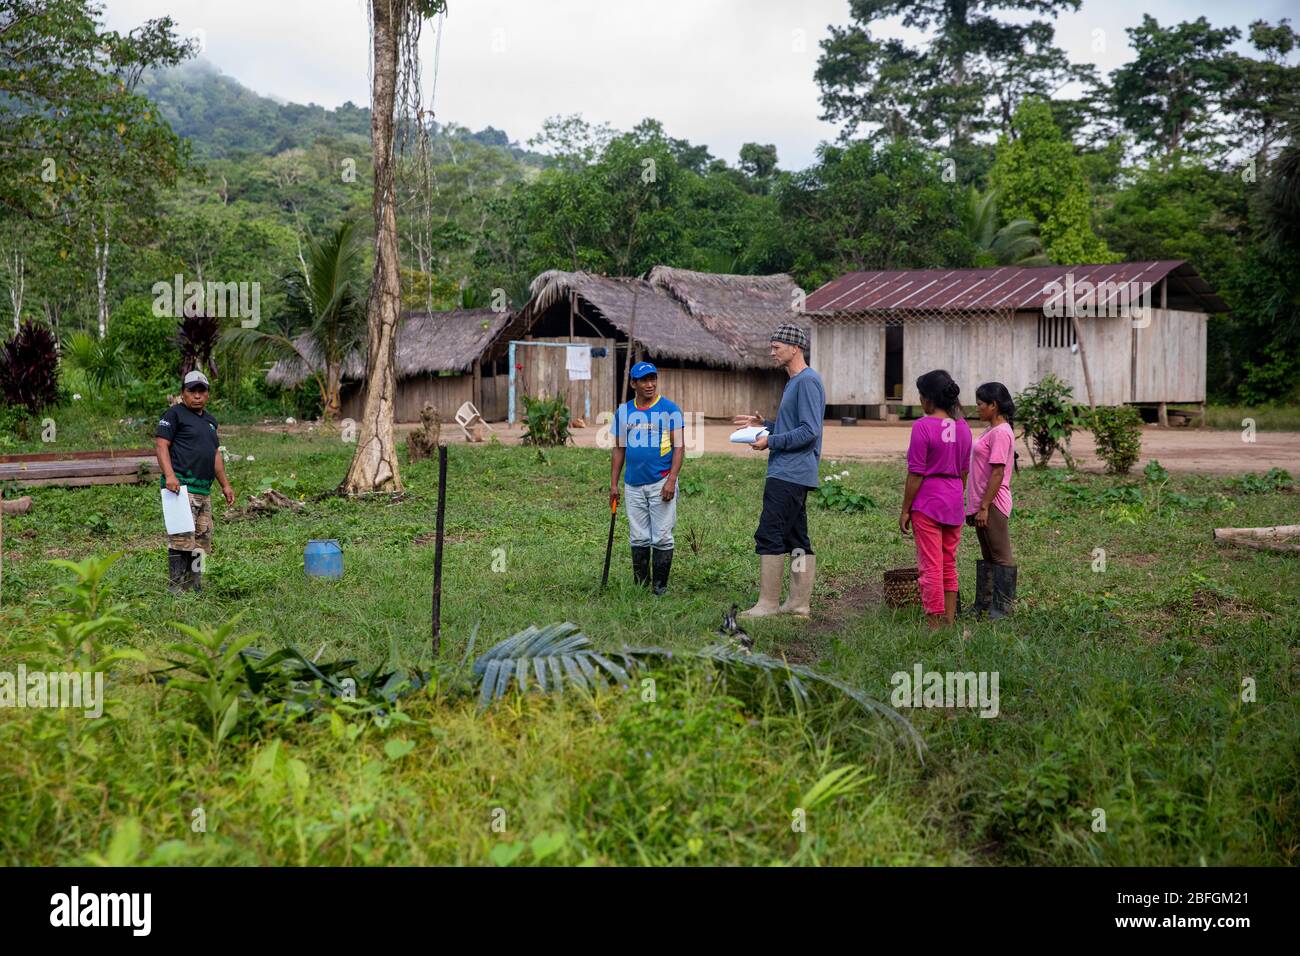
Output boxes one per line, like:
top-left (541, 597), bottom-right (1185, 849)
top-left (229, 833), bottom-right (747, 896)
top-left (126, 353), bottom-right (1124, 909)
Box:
top-left (155, 371), bottom-right (234, 593)
top-left (732, 322), bottom-right (825, 619)
top-left (610, 361), bottom-right (684, 595)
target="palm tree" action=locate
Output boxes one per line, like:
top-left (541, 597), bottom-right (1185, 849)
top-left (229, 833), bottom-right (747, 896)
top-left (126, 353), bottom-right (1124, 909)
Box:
top-left (963, 187), bottom-right (1051, 266)
top-left (226, 220), bottom-right (366, 420)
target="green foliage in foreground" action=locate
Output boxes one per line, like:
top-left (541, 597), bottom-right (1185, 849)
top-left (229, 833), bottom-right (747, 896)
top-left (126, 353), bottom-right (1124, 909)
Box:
top-left (1089, 405), bottom-right (1145, 476)
top-left (0, 433), bottom-right (1296, 866)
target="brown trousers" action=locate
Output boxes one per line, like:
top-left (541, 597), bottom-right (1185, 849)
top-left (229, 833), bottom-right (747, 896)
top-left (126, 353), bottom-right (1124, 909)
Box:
top-left (970, 506), bottom-right (1013, 565)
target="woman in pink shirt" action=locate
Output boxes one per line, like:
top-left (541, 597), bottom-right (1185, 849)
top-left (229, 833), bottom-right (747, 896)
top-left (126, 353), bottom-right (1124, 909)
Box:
top-left (899, 370), bottom-right (972, 629)
top-left (965, 382), bottom-right (1017, 619)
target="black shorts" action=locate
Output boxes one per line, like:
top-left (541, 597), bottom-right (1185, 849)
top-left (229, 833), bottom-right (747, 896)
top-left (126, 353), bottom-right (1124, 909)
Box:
top-left (754, 476), bottom-right (814, 556)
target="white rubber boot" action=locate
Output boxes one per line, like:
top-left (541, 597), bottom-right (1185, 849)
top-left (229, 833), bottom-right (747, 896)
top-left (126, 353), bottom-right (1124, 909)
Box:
top-left (779, 554), bottom-right (815, 618)
top-left (739, 554), bottom-right (785, 619)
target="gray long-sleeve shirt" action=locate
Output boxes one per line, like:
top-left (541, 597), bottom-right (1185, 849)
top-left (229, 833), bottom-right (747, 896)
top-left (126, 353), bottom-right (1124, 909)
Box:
top-left (762, 367), bottom-right (826, 488)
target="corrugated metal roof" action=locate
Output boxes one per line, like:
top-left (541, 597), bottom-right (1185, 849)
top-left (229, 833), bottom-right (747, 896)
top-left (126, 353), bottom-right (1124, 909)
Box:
top-left (805, 261), bottom-right (1228, 315)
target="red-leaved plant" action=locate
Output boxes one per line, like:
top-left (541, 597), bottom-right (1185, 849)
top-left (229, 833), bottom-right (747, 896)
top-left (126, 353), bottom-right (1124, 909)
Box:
top-left (0, 320), bottom-right (61, 416)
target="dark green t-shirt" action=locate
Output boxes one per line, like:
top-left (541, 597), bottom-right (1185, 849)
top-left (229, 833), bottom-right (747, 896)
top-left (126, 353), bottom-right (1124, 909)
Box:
top-left (156, 404), bottom-right (220, 495)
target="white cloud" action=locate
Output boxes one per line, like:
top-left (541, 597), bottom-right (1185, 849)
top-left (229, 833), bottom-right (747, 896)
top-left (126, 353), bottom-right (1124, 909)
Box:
top-left (103, 0), bottom-right (1290, 171)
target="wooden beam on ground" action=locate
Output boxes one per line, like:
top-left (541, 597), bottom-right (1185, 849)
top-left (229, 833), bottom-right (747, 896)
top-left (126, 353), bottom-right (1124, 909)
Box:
top-left (5, 473), bottom-right (157, 489)
top-left (0, 455), bottom-right (158, 488)
top-left (1213, 525), bottom-right (1300, 553)
top-left (0, 448), bottom-right (154, 464)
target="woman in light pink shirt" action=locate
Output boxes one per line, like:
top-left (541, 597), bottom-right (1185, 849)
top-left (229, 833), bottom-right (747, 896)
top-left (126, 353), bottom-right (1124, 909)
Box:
top-left (965, 382), bottom-right (1017, 619)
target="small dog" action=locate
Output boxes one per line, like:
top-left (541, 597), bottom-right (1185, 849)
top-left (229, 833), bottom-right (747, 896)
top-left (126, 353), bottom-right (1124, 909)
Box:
top-left (718, 604), bottom-right (753, 653)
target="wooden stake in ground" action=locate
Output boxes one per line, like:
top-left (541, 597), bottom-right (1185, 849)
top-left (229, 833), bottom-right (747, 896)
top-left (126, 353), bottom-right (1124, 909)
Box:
top-left (1069, 313), bottom-right (1096, 412)
top-left (620, 280), bottom-right (641, 405)
top-left (431, 444), bottom-right (448, 656)
top-left (1212, 524), bottom-right (1300, 553)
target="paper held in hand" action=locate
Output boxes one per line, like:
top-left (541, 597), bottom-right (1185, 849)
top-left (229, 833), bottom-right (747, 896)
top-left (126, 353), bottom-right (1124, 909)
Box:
top-left (729, 426), bottom-right (769, 444)
top-left (161, 486), bottom-right (195, 535)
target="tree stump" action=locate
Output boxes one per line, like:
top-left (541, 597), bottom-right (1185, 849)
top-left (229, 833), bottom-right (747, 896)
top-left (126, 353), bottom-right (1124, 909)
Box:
top-left (408, 403), bottom-right (442, 462)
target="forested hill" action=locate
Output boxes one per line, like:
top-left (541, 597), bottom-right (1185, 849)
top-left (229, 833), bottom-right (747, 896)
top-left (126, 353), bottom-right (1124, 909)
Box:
top-left (140, 59), bottom-right (543, 165)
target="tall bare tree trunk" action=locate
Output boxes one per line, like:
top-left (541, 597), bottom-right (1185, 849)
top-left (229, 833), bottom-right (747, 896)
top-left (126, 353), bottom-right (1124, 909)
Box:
top-left (94, 216), bottom-right (110, 339)
top-left (339, 0), bottom-right (404, 494)
top-left (3, 246), bottom-right (23, 333)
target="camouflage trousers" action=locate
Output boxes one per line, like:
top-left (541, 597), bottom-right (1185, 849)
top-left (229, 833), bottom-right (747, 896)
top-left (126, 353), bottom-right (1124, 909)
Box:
top-left (167, 490), bottom-right (213, 556)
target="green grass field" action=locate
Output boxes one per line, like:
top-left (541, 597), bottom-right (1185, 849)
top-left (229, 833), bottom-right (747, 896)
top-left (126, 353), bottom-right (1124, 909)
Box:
top-left (1, 428), bottom-right (1296, 866)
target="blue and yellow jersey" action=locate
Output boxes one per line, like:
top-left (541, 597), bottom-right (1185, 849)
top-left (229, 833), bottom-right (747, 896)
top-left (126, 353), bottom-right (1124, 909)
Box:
top-left (612, 396), bottom-right (683, 486)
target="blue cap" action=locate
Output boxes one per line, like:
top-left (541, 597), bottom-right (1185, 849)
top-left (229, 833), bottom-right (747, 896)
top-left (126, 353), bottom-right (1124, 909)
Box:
top-left (630, 361), bottom-right (658, 380)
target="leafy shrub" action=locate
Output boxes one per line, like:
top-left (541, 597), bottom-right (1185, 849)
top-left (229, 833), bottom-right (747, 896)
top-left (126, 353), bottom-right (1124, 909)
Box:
top-left (1089, 405), bottom-right (1143, 475)
top-left (0, 320), bottom-right (60, 417)
top-left (0, 402), bottom-right (26, 446)
top-left (677, 474), bottom-right (707, 496)
top-left (1015, 374), bottom-right (1082, 468)
top-left (814, 475), bottom-right (876, 512)
top-left (1143, 460), bottom-right (1169, 484)
top-left (520, 394), bottom-right (570, 446)
top-left (108, 297), bottom-right (178, 385)
top-left (979, 735), bottom-right (1090, 848)
top-left (122, 379), bottom-right (177, 420)
top-left (64, 331), bottom-right (134, 394)
top-left (1227, 468), bottom-right (1293, 494)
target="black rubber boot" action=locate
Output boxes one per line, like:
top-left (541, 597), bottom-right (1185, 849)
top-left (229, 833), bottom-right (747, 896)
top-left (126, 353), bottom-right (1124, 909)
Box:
top-left (631, 546), bottom-right (651, 587)
top-left (168, 549), bottom-right (189, 594)
top-left (186, 550), bottom-right (205, 592)
top-left (989, 564), bottom-right (1017, 620)
top-left (964, 560), bottom-right (992, 617)
top-left (651, 547), bottom-right (673, 596)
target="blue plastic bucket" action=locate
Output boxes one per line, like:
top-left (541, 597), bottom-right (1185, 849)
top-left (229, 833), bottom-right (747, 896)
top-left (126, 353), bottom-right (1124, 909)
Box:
top-left (304, 539), bottom-right (344, 579)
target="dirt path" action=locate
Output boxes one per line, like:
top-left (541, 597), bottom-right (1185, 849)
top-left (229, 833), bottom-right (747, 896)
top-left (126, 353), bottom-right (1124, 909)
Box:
top-left (231, 419), bottom-right (1300, 475)
top-left (485, 420), bottom-right (1300, 476)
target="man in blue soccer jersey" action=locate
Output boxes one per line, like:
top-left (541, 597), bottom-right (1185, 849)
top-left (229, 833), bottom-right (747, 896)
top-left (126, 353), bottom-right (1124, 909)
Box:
top-left (610, 362), bottom-right (685, 595)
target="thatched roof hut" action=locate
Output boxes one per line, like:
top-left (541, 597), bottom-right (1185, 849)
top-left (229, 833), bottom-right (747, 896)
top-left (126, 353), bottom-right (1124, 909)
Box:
top-left (266, 308), bottom-right (511, 389)
top-left (506, 267), bottom-right (806, 370)
top-left (647, 266), bottom-right (806, 367)
top-left (515, 271), bottom-right (739, 367)
top-left (266, 308), bottom-right (512, 423)
top-left (494, 266), bottom-right (809, 420)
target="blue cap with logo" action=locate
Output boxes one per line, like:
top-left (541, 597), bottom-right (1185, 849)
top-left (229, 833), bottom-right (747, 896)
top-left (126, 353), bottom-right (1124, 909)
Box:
top-left (629, 361), bottom-right (658, 380)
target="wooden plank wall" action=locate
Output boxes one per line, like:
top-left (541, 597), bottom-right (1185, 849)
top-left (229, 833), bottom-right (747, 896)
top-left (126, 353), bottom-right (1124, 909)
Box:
top-left (825, 309), bottom-right (1204, 407)
top-left (480, 374), bottom-right (506, 422)
top-left (812, 320), bottom-right (887, 405)
top-left (654, 367), bottom-right (788, 419)
top-left (340, 374), bottom-right (473, 424)
top-left (516, 337), bottom-right (615, 423)
top-left (901, 317), bottom-right (1022, 405)
top-left (1134, 309), bottom-right (1206, 402)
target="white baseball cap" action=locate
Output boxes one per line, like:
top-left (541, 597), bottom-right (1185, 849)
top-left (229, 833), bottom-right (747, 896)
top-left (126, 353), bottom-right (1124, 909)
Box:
top-left (183, 370), bottom-right (210, 389)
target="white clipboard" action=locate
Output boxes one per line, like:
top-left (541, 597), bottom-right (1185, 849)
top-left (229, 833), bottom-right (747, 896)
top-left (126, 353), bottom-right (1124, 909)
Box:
top-left (161, 486), bottom-right (195, 535)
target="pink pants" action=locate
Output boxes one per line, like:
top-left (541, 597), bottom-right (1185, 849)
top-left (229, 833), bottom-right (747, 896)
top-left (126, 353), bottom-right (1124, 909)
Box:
top-left (912, 510), bottom-right (961, 614)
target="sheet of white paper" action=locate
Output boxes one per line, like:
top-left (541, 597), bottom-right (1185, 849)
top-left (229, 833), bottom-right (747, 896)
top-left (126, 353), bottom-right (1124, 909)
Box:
top-left (729, 426), bottom-right (769, 444)
top-left (565, 345), bottom-right (591, 381)
top-left (161, 486), bottom-right (195, 535)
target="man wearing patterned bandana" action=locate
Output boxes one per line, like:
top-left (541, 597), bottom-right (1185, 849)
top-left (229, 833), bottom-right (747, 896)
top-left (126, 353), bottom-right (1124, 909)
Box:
top-left (732, 322), bottom-right (825, 619)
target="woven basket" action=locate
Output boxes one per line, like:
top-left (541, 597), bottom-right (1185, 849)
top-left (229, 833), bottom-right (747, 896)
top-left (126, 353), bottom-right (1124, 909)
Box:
top-left (883, 567), bottom-right (921, 608)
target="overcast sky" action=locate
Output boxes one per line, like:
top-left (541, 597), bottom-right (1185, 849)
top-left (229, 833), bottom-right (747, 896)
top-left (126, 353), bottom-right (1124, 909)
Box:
top-left (104, 0), bottom-right (1294, 170)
